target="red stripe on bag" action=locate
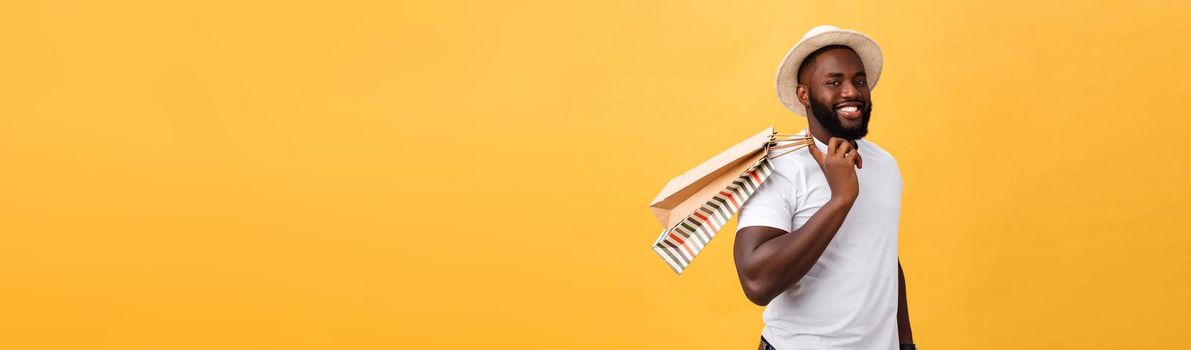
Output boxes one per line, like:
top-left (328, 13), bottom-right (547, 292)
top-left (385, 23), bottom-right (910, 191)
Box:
top-left (668, 232), bottom-right (685, 244)
top-left (720, 191), bottom-right (739, 207)
top-left (669, 233), bottom-right (696, 257)
top-left (693, 211), bottom-right (713, 226)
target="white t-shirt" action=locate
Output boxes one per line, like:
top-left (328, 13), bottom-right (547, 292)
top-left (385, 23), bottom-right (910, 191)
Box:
top-left (737, 130), bottom-right (903, 350)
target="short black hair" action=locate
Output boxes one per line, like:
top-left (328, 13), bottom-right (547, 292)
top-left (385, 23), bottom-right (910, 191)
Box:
top-left (796, 45), bottom-right (856, 84)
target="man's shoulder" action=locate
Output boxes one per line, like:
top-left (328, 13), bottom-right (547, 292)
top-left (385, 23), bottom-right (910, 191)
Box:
top-left (859, 138), bottom-right (897, 161)
top-left (857, 139), bottom-right (903, 182)
top-left (766, 148), bottom-right (820, 182)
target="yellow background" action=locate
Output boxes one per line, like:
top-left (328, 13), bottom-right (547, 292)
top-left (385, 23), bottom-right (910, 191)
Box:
top-left (2, 0), bottom-right (1189, 348)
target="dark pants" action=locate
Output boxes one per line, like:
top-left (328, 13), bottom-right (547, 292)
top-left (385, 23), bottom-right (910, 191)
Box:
top-left (758, 335), bottom-right (776, 350)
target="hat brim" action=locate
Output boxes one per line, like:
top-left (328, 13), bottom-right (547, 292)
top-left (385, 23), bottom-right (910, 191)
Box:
top-left (775, 29), bottom-right (883, 116)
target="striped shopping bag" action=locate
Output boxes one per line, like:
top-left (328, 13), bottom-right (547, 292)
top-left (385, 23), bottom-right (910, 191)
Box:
top-left (648, 127), bottom-right (812, 275)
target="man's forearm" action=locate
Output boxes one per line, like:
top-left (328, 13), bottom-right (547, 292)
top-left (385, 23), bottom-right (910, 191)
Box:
top-left (897, 260), bottom-right (913, 344)
top-left (737, 198), bottom-right (855, 304)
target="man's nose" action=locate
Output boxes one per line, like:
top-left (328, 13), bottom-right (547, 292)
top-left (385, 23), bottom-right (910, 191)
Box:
top-left (841, 82), bottom-right (857, 99)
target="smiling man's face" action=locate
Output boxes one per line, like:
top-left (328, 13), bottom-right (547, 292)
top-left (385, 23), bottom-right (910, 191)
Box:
top-left (797, 45), bottom-right (873, 140)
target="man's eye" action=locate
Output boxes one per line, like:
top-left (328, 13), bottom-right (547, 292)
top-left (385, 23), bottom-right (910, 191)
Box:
top-left (826, 81), bottom-right (840, 86)
top-left (855, 80), bottom-right (867, 86)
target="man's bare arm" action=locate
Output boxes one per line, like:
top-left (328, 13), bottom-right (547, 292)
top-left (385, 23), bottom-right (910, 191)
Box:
top-left (732, 137), bottom-right (860, 306)
top-left (733, 198), bottom-right (855, 306)
top-left (898, 259), bottom-right (914, 344)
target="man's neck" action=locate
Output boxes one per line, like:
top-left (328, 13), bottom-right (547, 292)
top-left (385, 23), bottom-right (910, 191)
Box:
top-left (806, 122), bottom-right (859, 148)
top-left (806, 123), bottom-right (832, 144)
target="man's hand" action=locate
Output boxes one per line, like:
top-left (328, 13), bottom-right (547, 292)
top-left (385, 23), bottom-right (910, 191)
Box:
top-left (732, 137), bottom-right (864, 306)
top-left (807, 137), bottom-right (862, 202)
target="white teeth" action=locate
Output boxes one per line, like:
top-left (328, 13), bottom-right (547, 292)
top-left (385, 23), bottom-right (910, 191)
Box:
top-left (838, 106), bottom-right (858, 112)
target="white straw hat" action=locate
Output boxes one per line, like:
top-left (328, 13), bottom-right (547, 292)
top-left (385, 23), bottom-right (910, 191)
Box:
top-left (775, 25), bottom-right (884, 116)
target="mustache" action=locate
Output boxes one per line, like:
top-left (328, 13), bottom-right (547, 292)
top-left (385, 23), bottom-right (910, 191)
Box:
top-left (833, 100), bottom-right (867, 108)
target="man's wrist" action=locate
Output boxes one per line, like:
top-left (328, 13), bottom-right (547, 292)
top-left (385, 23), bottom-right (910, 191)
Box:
top-left (899, 343), bottom-right (917, 350)
top-left (825, 196), bottom-right (856, 209)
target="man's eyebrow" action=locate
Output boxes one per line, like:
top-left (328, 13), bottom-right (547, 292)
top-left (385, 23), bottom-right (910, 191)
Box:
top-left (822, 71), bottom-right (867, 78)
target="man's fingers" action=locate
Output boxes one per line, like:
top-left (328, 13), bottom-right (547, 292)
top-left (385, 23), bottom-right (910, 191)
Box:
top-left (811, 136), bottom-right (863, 168)
top-left (835, 139), bottom-right (853, 157)
top-left (844, 150), bottom-right (860, 167)
top-left (806, 138), bottom-right (825, 165)
top-left (842, 142), bottom-right (862, 168)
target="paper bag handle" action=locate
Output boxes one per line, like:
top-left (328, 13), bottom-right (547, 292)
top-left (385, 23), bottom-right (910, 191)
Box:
top-left (765, 133), bottom-right (814, 160)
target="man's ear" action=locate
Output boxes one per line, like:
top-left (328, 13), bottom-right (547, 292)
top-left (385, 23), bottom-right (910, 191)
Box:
top-left (796, 85), bottom-right (809, 106)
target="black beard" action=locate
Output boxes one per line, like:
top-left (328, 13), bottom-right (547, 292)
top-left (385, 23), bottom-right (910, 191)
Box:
top-left (807, 92), bottom-right (872, 140)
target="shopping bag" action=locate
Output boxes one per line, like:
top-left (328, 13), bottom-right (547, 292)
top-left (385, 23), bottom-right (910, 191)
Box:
top-left (649, 127), bottom-right (812, 275)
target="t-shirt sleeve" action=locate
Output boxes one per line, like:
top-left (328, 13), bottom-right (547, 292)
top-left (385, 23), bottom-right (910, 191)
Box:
top-left (737, 172), bottom-right (795, 233)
